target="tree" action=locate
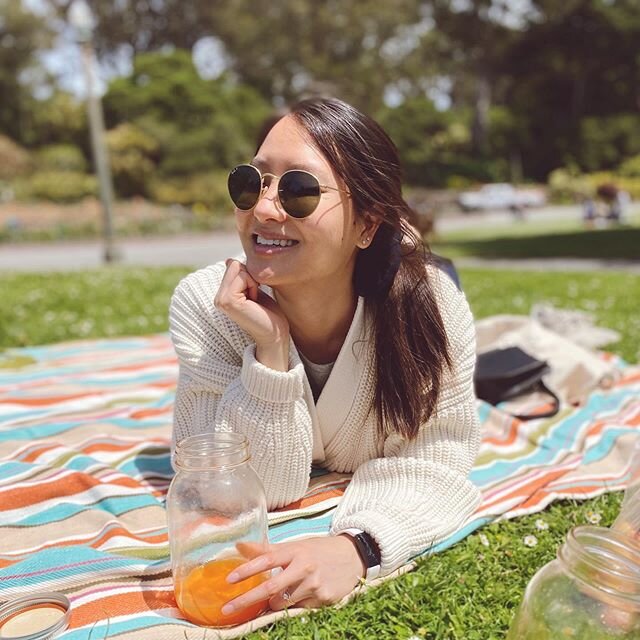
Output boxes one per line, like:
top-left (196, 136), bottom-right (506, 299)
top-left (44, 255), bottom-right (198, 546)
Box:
top-left (206, 0), bottom-right (423, 112)
top-left (0, 0), bottom-right (53, 142)
top-left (103, 49), bottom-right (271, 177)
top-left (43, 0), bottom-right (214, 57)
top-left (425, 1), bottom-right (527, 156)
top-left (503, 0), bottom-right (640, 178)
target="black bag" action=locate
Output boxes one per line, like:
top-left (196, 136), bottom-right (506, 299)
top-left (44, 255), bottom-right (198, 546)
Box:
top-left (474, 346), bottom-right (560, 420)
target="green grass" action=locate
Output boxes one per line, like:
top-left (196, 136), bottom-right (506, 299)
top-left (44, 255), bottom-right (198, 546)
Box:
top-left (432, 217), bottom-right (640, 260)
top-left (1, 266), bottom-right (639, 639)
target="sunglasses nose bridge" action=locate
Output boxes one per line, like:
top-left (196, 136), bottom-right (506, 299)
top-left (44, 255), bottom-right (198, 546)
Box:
top-left (252, 174), bottom-right (287, 222)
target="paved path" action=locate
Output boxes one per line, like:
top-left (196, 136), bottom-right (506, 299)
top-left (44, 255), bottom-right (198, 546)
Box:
top-left (0, 232), bottom-right (243, 272)
top-left (1, 204), bottom-right (638, 273)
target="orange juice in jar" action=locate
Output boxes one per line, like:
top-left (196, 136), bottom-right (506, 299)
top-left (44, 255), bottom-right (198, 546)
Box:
top-left (175, 557), bottom-right (270, 627)
top-left (167, 433), bottom-right (269, 628)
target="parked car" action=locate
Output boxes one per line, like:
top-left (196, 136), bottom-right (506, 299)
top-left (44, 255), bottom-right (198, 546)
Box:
top-left (458, 183), bottom-right (546, 212)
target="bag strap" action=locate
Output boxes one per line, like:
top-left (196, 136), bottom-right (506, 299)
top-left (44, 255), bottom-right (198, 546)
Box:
top-left (512, 380), bottom-right (561, 421)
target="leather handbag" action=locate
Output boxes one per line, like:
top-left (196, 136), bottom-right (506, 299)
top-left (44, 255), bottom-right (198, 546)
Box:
top-left (474, 346), bottom-right (560, 420)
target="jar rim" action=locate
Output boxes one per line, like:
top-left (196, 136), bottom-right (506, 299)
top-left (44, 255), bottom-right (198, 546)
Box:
top-left (174, 432), bottom-right (250, 470)
top-left (558, 525), bottom-right (640, 609)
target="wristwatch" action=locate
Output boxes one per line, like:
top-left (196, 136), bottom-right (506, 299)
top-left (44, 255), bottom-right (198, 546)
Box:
top-left (339, 528), bottom-right (382, 581)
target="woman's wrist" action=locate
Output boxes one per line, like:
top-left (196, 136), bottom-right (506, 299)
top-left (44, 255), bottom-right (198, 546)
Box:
top-left (337, 534), bottom-right (366, 579)
top-left (255, 338), bottom-right (290, 372)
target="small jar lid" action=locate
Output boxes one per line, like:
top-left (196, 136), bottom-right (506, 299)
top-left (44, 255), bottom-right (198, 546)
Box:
top-left (0, 593), bottom-right (70, 640)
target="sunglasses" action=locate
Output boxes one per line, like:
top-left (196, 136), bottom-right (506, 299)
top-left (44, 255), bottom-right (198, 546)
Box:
top-left (227, 163), bottom-right (349, 219)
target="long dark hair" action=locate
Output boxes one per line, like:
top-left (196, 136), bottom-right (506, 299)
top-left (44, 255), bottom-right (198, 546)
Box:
top-left (283, 98), bottom-right (452, 440)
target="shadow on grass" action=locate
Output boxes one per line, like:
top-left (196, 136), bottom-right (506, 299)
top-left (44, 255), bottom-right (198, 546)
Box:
top-left (434, 225), bottom-right (640, 260)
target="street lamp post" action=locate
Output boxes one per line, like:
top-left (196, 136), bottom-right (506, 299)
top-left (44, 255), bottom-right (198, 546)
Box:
top-left (68, 0), bottom-right (118, 264)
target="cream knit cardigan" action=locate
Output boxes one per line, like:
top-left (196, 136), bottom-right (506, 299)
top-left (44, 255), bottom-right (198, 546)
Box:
top-left (169, 261), bottom-right (481, 576)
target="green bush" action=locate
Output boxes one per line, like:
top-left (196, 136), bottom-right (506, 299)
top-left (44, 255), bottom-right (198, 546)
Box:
top-left (106, 123), bottom-right (160, 197)
top-left (149, 171), bottom-right (230, 216)
top-left (618, 154), bottom-right (640, 178)
top-left (547, 168), bottom-right (594, 203)
top-left (548, 167), bottom-right (640, 203)
top-left (104, 50), bottom-right (270, 173)
top-left (25, 171), bottom-right (97, 202)
top-left (21, 91), bottom-right (88, 149)
top-left (36, 144), bottom-right (87, 172)
top-left (377, 98), bottom-right (509, 187)
top-left (0, 135), bottom-right (32, 180)
top-left (579, 114), bottom-right (640, 173)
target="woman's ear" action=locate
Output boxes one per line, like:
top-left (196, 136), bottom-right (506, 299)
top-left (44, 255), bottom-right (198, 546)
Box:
top-left (357, 216), bottom-right (382, 249)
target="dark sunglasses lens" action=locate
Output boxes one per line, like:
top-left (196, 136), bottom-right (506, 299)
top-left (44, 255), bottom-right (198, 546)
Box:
top-left (228, 165), bottom-right (261, 210)
top-left (279, 171), bottom-right (321, 218)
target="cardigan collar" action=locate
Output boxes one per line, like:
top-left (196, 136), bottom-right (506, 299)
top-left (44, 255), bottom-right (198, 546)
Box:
top-left (292, 296), bottom-right (371, 463)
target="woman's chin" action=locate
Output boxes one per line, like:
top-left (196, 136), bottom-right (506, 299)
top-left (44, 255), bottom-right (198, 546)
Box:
top-left (244, 260), bottom-right (279, 286)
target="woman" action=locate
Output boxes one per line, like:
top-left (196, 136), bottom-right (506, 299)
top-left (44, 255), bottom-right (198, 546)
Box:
top-left (169, 97), bottom-right (480, 615)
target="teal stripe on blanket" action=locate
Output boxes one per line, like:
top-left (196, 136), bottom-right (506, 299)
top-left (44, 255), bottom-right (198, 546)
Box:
top-left (470, 391), bottom-right (639, 486)
top-left (269, 512), bottom-right (334, 543)
top-left (0, 419), bottom-right (171, 442)
top-left (6, 494), bottom-right (163, 527)
top-left (0, 546), bottom-right (170, 589)
top-left (58, 617), bottom-right (193, 640)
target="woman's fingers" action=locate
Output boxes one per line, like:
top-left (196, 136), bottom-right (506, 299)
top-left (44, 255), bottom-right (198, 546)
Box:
top-left (222, 558), bottom-right (301, 615)
top-left (227, 546), bottom-right (286, 584)
top-left (216, 259), bottom-right (259, 308)
top-left (268, 579), bottom-right (305, 611)
top-left (235, 541), bottom-right (269, 560)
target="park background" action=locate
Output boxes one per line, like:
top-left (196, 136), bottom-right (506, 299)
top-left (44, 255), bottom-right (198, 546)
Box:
top-left (1, 1), bottom-right (640, 639)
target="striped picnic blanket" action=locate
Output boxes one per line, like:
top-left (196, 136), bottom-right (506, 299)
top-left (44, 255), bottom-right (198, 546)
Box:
top-left (1, 335), bottom-right (639, 639)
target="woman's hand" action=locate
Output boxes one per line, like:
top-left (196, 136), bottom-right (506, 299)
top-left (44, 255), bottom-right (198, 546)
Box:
top-left (214, 259), bottom-right (290, 371)
top-left (221, 536), bottom-right (365, 615)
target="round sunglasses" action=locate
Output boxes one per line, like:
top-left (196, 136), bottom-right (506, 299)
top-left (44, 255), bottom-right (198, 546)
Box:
top-left (227, 164), bottom-right (349, 219)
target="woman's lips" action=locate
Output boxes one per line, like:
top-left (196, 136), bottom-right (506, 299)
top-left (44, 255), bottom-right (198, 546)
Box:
top-left (252, 234), bottom-right (299, 254)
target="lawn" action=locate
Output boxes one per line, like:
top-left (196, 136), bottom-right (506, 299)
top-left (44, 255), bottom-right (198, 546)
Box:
top-left (431, 213), bottom-right (640, 261)
top-left (1, 265), bottom-right (639, 639)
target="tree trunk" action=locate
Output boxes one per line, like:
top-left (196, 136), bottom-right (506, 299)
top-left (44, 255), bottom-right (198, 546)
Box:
top-left (471, 73), bottom-right (491, 156)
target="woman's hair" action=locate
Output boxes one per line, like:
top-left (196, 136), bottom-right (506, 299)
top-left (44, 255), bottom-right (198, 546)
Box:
top-left (286, 97), bottom-right (452, 441)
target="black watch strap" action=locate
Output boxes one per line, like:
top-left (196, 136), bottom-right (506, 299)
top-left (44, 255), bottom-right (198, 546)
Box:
top-left (340, 528), bottom-right (382, 580)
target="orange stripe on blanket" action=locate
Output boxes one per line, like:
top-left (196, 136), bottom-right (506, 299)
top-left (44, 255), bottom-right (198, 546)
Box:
top-left (103, 358), bottom-right (177, 374)
top-left (69, 588), bottom-right (176, 629)
top-left (129, 408), bottom-right (173, 420)
top-left (519, 484), bottom-right (604, 509)
top-left (20, 443), bottom-right (60, 463)
top-left (480, 467), bottom-right (568, 512)
top-left (0, 472), bottom-right (145, 509)
top-left (619, 372), bottom-right (640, 385)
top-left (81, 440), bottom-right (167, 454)
top-left (272, 487), bottom-right (346, 512)
top-left (0, 391), bottom-right (98, 406)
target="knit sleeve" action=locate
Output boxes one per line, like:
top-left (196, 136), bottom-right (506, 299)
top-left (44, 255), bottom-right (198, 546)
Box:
top-left (330, 270), bottom-right (481, 576)
top-left (169, 265), bottom-right (314, 509)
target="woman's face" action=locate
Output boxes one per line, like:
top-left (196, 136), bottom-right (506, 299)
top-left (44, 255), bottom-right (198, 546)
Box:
top-left (235, 115), bottom-right (371, 291)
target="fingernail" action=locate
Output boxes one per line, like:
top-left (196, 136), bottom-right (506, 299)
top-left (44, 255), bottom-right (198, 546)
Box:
top-left (227, 571), bottom-right (239, 583)
top-left (221, 604), bottom-right (235, 616)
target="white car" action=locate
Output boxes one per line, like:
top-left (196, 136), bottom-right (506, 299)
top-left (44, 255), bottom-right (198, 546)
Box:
top-left (458, 183), bottom-right (546, 211)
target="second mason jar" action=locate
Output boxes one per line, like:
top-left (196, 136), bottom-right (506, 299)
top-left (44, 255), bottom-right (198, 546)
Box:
top-left (507, 525), bottom-right (640, 639)
top-left (167, 432), bottom-right (269, 628)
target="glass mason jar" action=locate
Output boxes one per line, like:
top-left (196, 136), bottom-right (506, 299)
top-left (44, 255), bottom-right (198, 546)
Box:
top-left (507, 526), bottom-right (640, 639)
top-left (167, 433), bottom-right (269, 628)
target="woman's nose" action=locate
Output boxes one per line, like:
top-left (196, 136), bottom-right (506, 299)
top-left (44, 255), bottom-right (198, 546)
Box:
top-left (252, 181), bottom-right (287, 223)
